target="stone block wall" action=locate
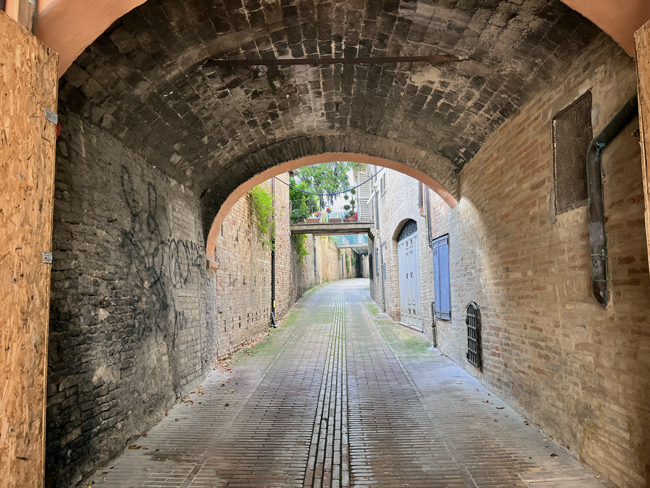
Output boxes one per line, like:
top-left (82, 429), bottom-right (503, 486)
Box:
top-left (433, 34), bottom-right (650, 487)
top-left (47, 112), bottom-right (212, 487)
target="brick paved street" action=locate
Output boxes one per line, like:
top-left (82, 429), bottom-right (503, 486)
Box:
top-left (88, 280), bottom-right (605, 488)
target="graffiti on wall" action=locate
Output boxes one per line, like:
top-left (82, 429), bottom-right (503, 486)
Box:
top-left (119, 166), bottom-right (204, 353)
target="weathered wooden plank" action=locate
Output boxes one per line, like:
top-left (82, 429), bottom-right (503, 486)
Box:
top-left (636, 20), bottom-right (650, 277)
top-left (0, 10), bottom-right (58, 487)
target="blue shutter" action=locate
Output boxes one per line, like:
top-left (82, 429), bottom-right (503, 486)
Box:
top-left (432, 244), bottom-right (441, 316)
top-left (432, 235), bottom-right (451, 321)
top-left (438, 237), bottom-right (451, 320)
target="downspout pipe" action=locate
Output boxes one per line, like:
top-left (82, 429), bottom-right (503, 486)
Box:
top-left (270, 178), bottom-right (277, 327)
top-left (374, 191), bottom-right (386, 312)
top-left (586, 93), bottom-right (638, 307)
top-left (425, 185), bottom-right (433, 247)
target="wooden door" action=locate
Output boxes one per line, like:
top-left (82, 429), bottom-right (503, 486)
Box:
top-left (0, 11), bottom-right (58, 487)
top-left (398, 231), bottom-right (421, 330)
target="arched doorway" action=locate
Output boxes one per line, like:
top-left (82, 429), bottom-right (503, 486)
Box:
top-left (397, 219), bottom-right (421, 329)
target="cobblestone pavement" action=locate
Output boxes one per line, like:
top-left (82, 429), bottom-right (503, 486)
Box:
top-left (88, 279), bottom-right (605, 488)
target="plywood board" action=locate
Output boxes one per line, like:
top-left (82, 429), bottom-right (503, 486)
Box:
top-left (0, 10), bottom-right (58, 487)
top-left (636, 20), bottom-right (650, 277)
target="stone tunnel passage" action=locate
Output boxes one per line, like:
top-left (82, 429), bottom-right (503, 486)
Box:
top-left (87, 280), bottom-right (604, 488)
top-left (33, 1), bottom-right (650, 486)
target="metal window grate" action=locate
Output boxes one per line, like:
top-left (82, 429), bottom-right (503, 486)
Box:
top-left (466, 302), bottom-right (482, 370)
top-left (552, 91), bottom-right (593, 214)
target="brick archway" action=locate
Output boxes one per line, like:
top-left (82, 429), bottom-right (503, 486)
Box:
top-left (28, 0), bottom-right (649, 77)
top-left (204, 148), bottom-right (458, 265)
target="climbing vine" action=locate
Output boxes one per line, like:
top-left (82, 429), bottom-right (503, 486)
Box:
top-left (345, 252), bottom-right (350, 275)
top-left (248, 184), bottom-right (275, 250)
top-left (294, 234), bottom-right (309, 263)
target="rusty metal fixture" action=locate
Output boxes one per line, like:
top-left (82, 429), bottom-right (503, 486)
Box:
top-left (586, 93), bottom-right (638, 307)
top-left (204, 54), bottom-right (464, 68)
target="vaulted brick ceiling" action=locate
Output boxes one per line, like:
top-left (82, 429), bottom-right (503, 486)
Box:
top-left (59, 0), bottom-right (601, 230)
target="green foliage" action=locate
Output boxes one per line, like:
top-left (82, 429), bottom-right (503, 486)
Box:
top-left (289, 179), bottom-right (319, 222)
top-left (348, 197), bottom-right (356, 217)
top-left (248, 184), bottom-right (275, 250)
top-left (345, 252), bottom-right (350, 275)
top-left (294, 234), bottom-right (309, 264)
top-left (292, 161), bottom-right (361, 207)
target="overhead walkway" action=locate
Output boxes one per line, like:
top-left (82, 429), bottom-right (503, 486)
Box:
top-left (290, 199), bottom-right (374, 236)
top-left (290, 222), bottom-right (373, 236)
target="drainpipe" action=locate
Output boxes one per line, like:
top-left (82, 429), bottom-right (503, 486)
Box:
top-left (374, 191), bottom-right (386, 312)
top-left (425, 185), bottom-right (433, 247)
top-left (586, 93), bottom-right (638, 307)
top-left (425, 187), bottom-right (437, 342)
top-left (270, 178), bottom-right (277, 327)
top-left (430, 300), bottom-right (437, 347)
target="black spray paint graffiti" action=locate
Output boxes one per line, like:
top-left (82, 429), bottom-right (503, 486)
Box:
top-left (168, 239), bottom-right (204, 287)
top-left (119, 166), bottom-right (204, 354)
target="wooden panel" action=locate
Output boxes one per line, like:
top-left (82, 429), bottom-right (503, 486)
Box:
top-left (0, 10), bottom-right (58, 488)
top-left (636, 20), bottom-right (650, 277)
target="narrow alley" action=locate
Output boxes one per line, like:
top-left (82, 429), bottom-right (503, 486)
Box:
top-left (88, 280), bottom-right (603, 488)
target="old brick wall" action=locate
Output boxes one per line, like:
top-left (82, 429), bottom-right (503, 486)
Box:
top-left (339, 248), bottom-right (359, 280)
top-left (274, 174), bottom-right (292, 319)
top-left (435, 34), bottom-right (650, 487)
top-left (373, 170), bottom-right (435, 334)
top-left (291, 233), bottom-right (316, 302)
top-left (215, 182), bottom-right (347, 356)
top-left (213, 184), bottom-right (274, 358)
top-left (369, 235), bottom-right (384, 309)
top-left (315, 237), bottom-right (343, 283)
top-left (47, 112), bottom-right (212, 487)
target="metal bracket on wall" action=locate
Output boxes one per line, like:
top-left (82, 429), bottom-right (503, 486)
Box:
top-left (204, 55), bottom-right (466, 68)
top-left (44, 108), bottom-right (58, 125)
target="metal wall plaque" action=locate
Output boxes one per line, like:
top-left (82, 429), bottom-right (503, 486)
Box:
top-left (44, 108), bottom-right (58, 125)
